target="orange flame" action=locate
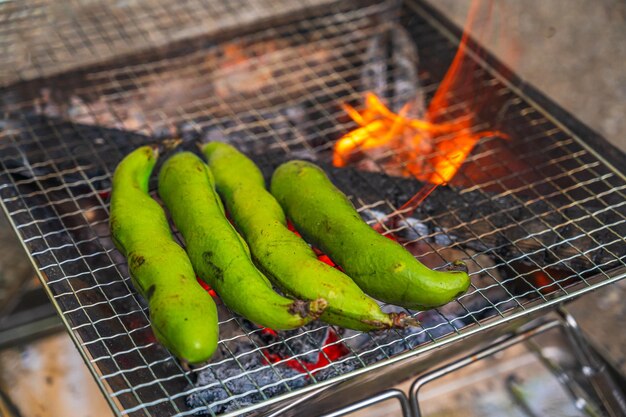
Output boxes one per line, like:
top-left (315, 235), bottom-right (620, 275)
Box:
top-left (333, 0), bottom-right (507, 193)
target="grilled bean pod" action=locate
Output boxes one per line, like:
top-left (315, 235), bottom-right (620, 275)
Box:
top-left (109, 146), bottom-right (218, 364)
top-left (270, 160), bottom-right (470, 309)
top-left (158, 152), bottom-right (327, 329)
top-left (203, 143), bottom-right (414, 331)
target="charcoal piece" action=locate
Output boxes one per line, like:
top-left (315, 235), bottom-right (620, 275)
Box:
top-left (279, 103), bottom-right (320, 149)
top-left (361, 30), bottom-right (387, 103)
top-left (0, 115), bottom-right (152, 188)
top-left (312, 357), bottom-right (362, 382)
top-left (177, 121), bottom-right (203, 144)
top-left (275, 329), bottom-right (330, 364)
top-left (390, 25), bottom-right (426, 118)
top-left (187, 342), bottom-right (307, 415)
top-left (199, 103), bottom-right (317, 157)
top-left (361, 24), bottom-right (426, 117)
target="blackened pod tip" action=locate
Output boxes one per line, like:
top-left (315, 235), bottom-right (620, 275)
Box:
top-left (162, 138), bottom-right (183, 151)
top-left (392, 312), bottom-right (420, 328)
top-left (362, 312), bottom-right (419, 330)
top-left (447, 259), bottom-right (469, 274)
top-left (141, 144), bottom-right (159, 159)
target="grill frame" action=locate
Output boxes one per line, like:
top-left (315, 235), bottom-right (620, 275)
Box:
top-left (0, 1), bottom-right (625, 416)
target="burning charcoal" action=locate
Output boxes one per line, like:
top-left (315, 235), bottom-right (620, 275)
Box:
top-left (187, 342), bottom-right (307, 415)
top-left (214, 40), bottom-right (332, 101)
top-left (273, 328), bottom-right (331, 365)
top-left (361, 30), bottom-right (387, 103)
top-left (1, 115), bottom-right (150, 187)
top-left (361, 24), bottom-right (426, 118)
top-left (391, 25), bottom-right (426, 118)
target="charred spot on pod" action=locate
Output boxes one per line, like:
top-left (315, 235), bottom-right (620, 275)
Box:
top-left (321, 217), bottom-right (333, 233)
top-left (288, 300), bottom-right (309, 318)
top-left (392, 262), bottom-right (405, 272)
top-left (130, 253), bottom-right (146, 270)
top-left (361, 319), bottom-right (387, 329)
top-left (447, 259), bottom-right (468, 274)
top-left (289, 299), bottom-right (327, 319)
top-left (202, 251), bottom-right (224, 282)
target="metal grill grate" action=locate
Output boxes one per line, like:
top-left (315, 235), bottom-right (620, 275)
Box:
top-left (0, 0), bottom-right (338, 86)
top-left (0, 1), bottom-right (625, 416)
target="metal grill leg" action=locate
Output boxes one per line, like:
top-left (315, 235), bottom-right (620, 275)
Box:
top-left (409, 319), bottom-right (560, 417)
top-left (320, 388), bottom-right (411, 417)
top-left (558, 307), bottom-right (626, 417)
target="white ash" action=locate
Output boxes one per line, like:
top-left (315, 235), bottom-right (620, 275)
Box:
top-left (187, 342), bottom-right (306, 415)
top-left (399, 217), bottom-right (430, 241)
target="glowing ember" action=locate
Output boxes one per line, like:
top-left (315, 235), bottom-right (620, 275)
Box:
top-left (197, 277), bottom-right (218, 297)
top-left (261, 329), bottom-right (349, 374)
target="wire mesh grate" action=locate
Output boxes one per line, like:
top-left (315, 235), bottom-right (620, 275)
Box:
top-left (0, 0), bottom-right (625, 416)
top-left (0, 0), bottom-right (339, 86)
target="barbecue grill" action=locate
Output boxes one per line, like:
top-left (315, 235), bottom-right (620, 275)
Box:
top-left (0, 1), bottom-right (625, 416)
